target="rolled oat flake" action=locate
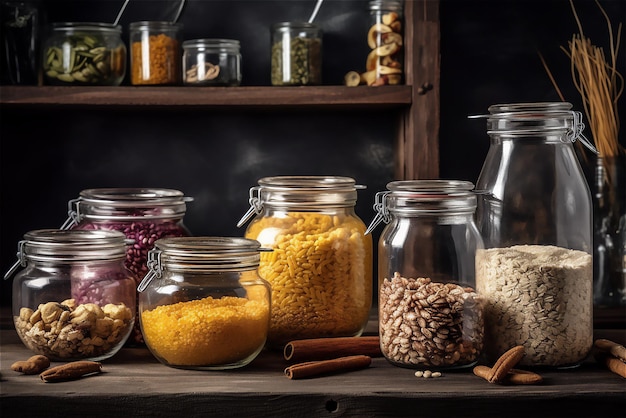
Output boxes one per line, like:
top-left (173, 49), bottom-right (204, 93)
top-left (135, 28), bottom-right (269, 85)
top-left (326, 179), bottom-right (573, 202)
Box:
top-left (472, 102), bottom-right (594, 368)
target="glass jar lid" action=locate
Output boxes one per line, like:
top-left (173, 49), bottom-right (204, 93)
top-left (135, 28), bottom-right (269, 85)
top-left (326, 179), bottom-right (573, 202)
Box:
top-left (49, 22), bottom-right (122, 34)
top-left (62, 188), bottom-right (193, 227)
top-left (365, 180), bottom-right (477, 233)
top-left (182, 38), bottom-right (240, 51)
top-left (237, 176), bottom-right (365, 227)
top-left (129, 21), bottom-right (182, 31)
top-left (138, 237), bottom-right (267, 291)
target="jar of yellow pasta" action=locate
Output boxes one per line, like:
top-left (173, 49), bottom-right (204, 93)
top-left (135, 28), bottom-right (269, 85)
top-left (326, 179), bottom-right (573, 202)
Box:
top-left (237, 176), bottom-right (373, 347)
top-left (137, 237), bottom-right (271, 370)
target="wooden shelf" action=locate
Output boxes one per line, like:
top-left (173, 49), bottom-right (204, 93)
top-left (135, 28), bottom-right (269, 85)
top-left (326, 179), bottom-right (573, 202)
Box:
top-left (0, 85), bottom-right (412, 110)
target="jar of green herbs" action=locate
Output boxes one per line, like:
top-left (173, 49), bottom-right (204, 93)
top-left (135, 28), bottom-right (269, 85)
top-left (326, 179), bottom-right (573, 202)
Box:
top-left (270, 21), bottom-right (321, 86)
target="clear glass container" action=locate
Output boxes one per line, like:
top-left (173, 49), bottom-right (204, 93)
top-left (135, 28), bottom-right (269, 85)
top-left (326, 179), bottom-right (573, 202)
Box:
top-left (1, 0), bottom-right (42, 85)
top-left (183, 38), bottom-right (241, 86)
top-left (129, 21), bottom-right (182, 86)
top-left (41, 22), bottom-right (126, 86)
top-left (365, 0), bottom-right (403, 86)
top-left (270, 22), bottom-right (321, 86)
top-left (237, 176), bottom-right (373, 347)
top-left (366, 180), bottom-right (484, 370)
top-left (472, 102), bottom-right (595, 368)
top-left (137, 237), bottom-right (271, 370)
top-left (61, 188), bottom-right (193, 345)
top-left (4, 229), bottom-right (136, 361)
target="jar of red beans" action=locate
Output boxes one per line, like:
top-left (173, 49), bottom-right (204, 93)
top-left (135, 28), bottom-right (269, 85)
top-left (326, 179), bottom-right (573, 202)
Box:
top-left (137, 237), bottom-right (271, 370)
top-left (237, 176), bottom-right (373, 348)
top-left (61, 188), bottom-right (193, 345)
top-left (4, 229), bottom-right (136, 361)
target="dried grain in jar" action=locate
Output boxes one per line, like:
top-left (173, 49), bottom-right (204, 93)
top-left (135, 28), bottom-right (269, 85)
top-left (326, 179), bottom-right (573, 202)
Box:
top-left (237, 176), bottom-right (373, 347)
top-left (129, 21), bottom-right (182, 85)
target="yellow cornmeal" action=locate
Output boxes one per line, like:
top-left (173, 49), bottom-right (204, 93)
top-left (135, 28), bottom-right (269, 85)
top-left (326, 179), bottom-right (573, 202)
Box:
top-left (141, 296), bottom-right (269, 366)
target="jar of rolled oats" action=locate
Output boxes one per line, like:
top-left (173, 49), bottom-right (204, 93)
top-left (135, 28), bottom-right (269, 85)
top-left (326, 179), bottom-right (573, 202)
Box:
top-left (471, 102), bottom-right (596, 368)
top-left (4, 229), bottom-right (136, 361)
top-left (61, 188), bottom-right (193, 345)
top-left (237, 176), bottom-right (373, 348)
top-left (137, 237), bottom-right (271, 370)
top-left (366, 180), bottom-right (484, 370)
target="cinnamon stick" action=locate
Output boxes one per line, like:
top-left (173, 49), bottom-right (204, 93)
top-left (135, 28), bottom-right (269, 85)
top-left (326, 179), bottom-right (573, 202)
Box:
top-left (284, 336), bottom-right (381, 362)
top-left (284, 355), bottom-right (372, 379)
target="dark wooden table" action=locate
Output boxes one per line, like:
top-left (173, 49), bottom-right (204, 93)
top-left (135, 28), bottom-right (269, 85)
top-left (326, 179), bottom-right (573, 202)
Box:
top-left (1, 319), bottom-right (625, 418)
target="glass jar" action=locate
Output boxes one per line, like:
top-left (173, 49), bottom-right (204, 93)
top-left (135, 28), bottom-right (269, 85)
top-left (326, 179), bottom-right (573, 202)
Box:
top-left (61, 187), bottom-right (193, 345)
top-left (137, 237), bottom-right (271, 370)
top-left (41, 22), bottom-right (126, 86)
top-left (366, 180), bottom-right (484, 370)
top-left (237, 176), bottom-right (373, 347)
top-left (472, 102), bottom-right (595, 368)
top-left (1, 0), bottom-right (42, 85)
top-left (365, 0), bottom-right (403, 86)
top-left (4, 229), bottom-right (136, 361)
top-left (129, 21), bottom-right (182, 86)
top-left (270, 22), bottom-right (321, 86)
top-left (183, 38), bottom-right (241, 86)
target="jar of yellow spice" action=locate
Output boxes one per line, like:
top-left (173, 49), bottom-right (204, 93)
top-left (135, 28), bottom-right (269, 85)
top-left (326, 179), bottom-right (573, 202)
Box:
top-left (129, 21), bottom-right (182, 85)
top-left (137, 237), bottom-right (271, 370)
top-left (237, 176), bottom-right (373, 348)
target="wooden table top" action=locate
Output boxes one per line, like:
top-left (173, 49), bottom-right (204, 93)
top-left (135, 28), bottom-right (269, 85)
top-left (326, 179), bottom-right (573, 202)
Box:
top-left (1, 321), bottom-right (625, 418)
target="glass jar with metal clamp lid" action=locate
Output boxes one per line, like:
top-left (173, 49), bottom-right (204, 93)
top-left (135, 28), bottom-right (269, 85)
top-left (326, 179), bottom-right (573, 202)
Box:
top-left (365, 180), bottom-right (484, 370)
top-left (4, 229), bottom-right (136, 361)
top-left (470, 102), bottom-right (597, 368)
top-left (137, 237), bottom-right (271, 370)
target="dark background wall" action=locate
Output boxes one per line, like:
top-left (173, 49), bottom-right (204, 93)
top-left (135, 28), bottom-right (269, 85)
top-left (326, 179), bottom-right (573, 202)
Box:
top-left (1, 0), bottom-right (625, 306)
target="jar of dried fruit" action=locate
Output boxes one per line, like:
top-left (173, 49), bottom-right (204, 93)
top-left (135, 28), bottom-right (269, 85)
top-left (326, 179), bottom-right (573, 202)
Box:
top-left (129, 21), bottom-right (182, 85)
top-left (270, 22), bottom-right (322, 86)
top-left (237, 176), bottom-right (373, 348)
top-left (183, 38), bottom-right (241, 86)
top-left (61, 188), bottom-right (193, 345)
top-left (366, 180), bottom-right (485, 370)
top-left (472, 102), bottom-right (595, 368)
top-left (4, 229), bottom-right (136, 361)
top-left (137, 237), bottom-right (271, 370)
top-left (42, 22), bottom-right (126, 86)
top-left (364, 0), bottom-right (403, 86)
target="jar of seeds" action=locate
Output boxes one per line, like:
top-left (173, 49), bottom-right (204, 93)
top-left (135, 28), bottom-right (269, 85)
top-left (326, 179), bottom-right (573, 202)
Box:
top-left (270, 22), bottom-right (321, 86)
top-left (472, 102), bottom-right (596, 368)
top-left (61, 188), bottom-right (193, 345)
top-left (366, 180), bottom-right (485, 370)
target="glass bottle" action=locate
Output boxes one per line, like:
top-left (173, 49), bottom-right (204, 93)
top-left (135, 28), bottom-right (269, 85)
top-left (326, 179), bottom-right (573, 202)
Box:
top-left (365, 0), bottom-right (403, 86)
top-left (61, 187), bottom-right (193, 345)
top-left (129, 21), bottom-right (182, 85)
top-left (5, 229), bottom-right (136, 361)
top-left (41, 22), bottom-right (126, 86)
top-left (270, 22), bottom-right (322, 86)
top-left (472, 102), bottom-right (595, 368)
top-left (366, 180), bottom-right (484, 370)
top-left (1, 0), bottom-right (42, 85)
top-left (183, 38), bottom-right (241, 86)
top-left (137, 237), bottom-right (271, 370)
top-left (237, 176), bottom-right (373, 347)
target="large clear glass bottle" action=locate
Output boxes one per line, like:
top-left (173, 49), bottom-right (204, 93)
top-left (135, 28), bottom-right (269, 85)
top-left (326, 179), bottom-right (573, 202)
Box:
top-left (472, 102), bottom-right (595, 368)
top-left (137, 237), bottom-right (271, 370)
top-left (237, 176), bottom-right (373, 347)
top-left (5, 229), bottom-right (136, 361)
top-left (366, 180), bottom-right (484, 370)
top-left (366, 0), bottom-right (404, 86)
top-left (61, 187), bottom-right (193, 345)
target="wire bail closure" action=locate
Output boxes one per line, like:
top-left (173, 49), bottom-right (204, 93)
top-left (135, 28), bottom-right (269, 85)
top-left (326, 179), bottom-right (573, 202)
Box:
top-left (569, 111), bottom-right (598, 154)
top-left (137, 249), bottom-right (163, 292)
top-left (236, 186), bottom-right (263, 228)
top-left (365, 191), bottom-right (391, 235)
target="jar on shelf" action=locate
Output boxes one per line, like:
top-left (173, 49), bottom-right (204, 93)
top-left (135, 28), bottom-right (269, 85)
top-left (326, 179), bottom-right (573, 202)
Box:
top-left (237, 176), bottom-right (373, 347)
top-left (61, 187), bottom-right (193, 345)
top-left (41, 22), bottom-right (126, 86)
top-left (137, 237), bottom-right (271, 370)
top-left (471, 102), bottom-right (596, 368)
top-left (4, 229), bottom-right (136, 361)
top-left (366, 180), bottom-right (484, 370)
top-left (364, 0), bottom-right (403, 86)
top-left (183, 38), bottom-right (241, 86)
top-left (270, 22), bottom-right (322, 86)
top-left (129, 21), bottom-right (182, 86)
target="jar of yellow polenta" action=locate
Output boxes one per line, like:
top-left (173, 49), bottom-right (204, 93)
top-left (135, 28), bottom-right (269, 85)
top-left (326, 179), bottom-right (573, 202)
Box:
top-left (137, 237), bottom-right (271, 370)
top-left (237, 176), bottom-right (373, 347)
